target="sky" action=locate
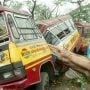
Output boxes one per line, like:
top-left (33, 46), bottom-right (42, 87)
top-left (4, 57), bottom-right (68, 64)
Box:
top-left (37, 0), bottom-right (90, 15)
top-left (0, 0), bottom-right (90, 15)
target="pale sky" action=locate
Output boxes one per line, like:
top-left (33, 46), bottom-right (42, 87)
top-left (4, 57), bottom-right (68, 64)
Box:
top-left (0, 0), bottom-right (90, 15)
top-left (37, 0), bottom-right (90, 15)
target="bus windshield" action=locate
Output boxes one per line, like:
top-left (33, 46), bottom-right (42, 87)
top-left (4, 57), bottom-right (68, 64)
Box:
top-left (8, 14), bottom-right (42, 41)
top-left (0, 14), bottom-right (7, 36)
top-left (44, 31), bottom-right (59, 45)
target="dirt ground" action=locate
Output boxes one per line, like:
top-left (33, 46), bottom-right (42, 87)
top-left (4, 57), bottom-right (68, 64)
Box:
top-left (28, 72), bottom-right (90, 90)
top-left (49, 74), bottom-right (90, 90)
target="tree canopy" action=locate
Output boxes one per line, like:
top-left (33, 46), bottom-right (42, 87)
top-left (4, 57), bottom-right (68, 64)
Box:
top-left (70, 4), bottom-right (90, 22)
top-left (2, 0), bottom-right (90, 22)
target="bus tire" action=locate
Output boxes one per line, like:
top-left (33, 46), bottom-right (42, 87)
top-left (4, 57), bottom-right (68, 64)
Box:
top-left (36, 72), bottom-right (49, 90)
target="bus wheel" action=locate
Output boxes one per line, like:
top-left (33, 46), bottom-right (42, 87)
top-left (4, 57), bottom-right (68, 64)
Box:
top-left (36, 72), bottom-right (49, 90)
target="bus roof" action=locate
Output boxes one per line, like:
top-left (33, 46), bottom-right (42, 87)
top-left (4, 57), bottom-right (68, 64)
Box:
top-left (0, 5), bottom-right (29, 16)
top-left (38, 15), bottom-right (72, 27)
top-left (38, 15), bottom-right (72, 33)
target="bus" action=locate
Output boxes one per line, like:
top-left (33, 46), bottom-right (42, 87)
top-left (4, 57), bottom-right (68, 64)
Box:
top-left (0, 5), bottom-right (56, 90)
top-left (38, 15), bottom-right (81, 52)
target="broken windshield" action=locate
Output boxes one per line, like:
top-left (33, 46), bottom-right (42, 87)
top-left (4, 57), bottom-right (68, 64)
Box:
top-left (7, 14), bottom-right (42, 41)
top-left (14, 17), bottom-right (36, 39)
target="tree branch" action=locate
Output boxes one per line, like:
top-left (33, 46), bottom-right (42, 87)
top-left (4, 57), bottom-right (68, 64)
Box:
top-left (31, 0), bottom-right (36, 19)
top-left (71, 0), bottom-right (84, 4)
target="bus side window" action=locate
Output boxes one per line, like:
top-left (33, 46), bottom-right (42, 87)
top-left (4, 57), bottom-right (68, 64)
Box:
top-left (7, 14), bottom-right (20, 39)
top-left (64, 28), bottom-right (70, 34)
top-left (69, 19), bottom-right (76, 30)
top-left (65, 20), bottom-right (75, 31)
top-left (57, 31), bottom-right (66, 39)
top-left (44, 31), bottom-right (58, 44)
top-left (0, 14), bottom-right (7, 35)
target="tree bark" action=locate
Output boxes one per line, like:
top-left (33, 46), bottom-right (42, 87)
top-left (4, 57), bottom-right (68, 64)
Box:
top-left (31, 0), bottom-right (36, 19)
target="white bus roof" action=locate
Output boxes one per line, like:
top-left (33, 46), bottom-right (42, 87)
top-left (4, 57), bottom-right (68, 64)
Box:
top-left (38, 15), bottom-right (72, 27)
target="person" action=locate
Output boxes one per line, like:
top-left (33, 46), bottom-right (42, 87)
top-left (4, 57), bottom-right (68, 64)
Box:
top-left (49, 44), bottom-right (90, 77)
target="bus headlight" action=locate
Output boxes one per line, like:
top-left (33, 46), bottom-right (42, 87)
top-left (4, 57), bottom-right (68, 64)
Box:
top-left (3, 72), bottom-right (14, 79)
top-left (14, 68), bottom-right (22, 75)
top-left (3, 67), bottom-right (25, 79)
top-left (14, 67), bottom-right (25, 77)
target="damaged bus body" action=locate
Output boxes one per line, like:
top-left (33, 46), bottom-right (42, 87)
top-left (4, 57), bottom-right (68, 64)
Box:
top-left (38, 15), bottom-right (81, 52)
top-left (0, 5), bottom-right (56, 90)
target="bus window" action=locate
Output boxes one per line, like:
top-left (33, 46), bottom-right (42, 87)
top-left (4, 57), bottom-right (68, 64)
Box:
top-left (69, 19), bottom-right (76, 30)
top-left (8, 14), bottom-right (42, 42)
top-left (15, 16), bottom-right (42, 39)
top-left (49, 22), bottom-right (71, 40)
top-left (57, 31), bottom-right (66, 39)
top-left (65, 20), bottom-right (75, 31)
top-left (0, 14), bottom-right (7, 36)
top-left (57, 23), bottom-right (71, 35)
top-left (49, 24), bottom-right (61, 35)
top-left (58, 23), bottom-right (67, 32)
top-left (7, 14), bottom-right (20, 39)
top-left (64, 28), bottom-right (70, 34)
top-left (56, 22), bottom-right (71, 39)
top-left (14, 16), bottom-right (38, 40)
top-left (50, 23), bottom-right (68, 35)
top-left (44, 31), bottom-right (59, 45)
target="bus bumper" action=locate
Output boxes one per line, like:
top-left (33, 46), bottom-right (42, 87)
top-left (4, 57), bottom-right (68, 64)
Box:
top-left (0, 79), bottom-right (27, 90)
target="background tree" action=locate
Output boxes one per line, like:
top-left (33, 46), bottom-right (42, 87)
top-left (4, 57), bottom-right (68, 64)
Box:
top-left (2, 0), bottom-right (22, 9)
top-left (52, 0), bottom-right (68, 16)
top-left (2, 0), bottom-right (71, 20)
top-left (70, 4), bottom-right (90, 22)
top-left (25, 0), bottom-right (36, 19)
top-left (70, 0), bottom-right (84, 21)
top-left (34, 4), bottom-right (52, 21)
top-left (25, 0), bottom-right (52, 20)
top-left (5, 0), bottom-right (52, 20)
top-left (52, 0), bottom-right (90, 22)
top-left (2, 0), bottom-right (90, 23)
